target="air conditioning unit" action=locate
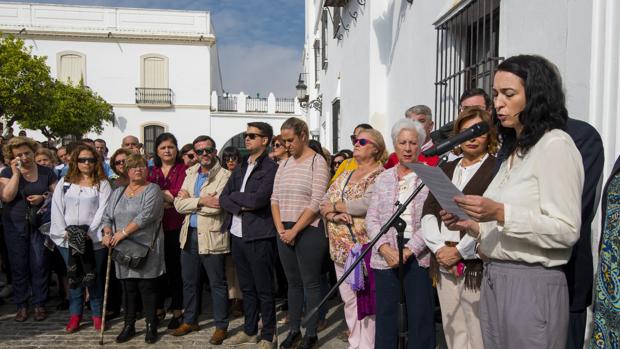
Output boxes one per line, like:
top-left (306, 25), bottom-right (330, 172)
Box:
top-left (325, 0), bottom-right (348, 7)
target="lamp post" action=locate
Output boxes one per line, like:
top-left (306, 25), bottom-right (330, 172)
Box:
top-left (296, 73), bottom-right (322, 112)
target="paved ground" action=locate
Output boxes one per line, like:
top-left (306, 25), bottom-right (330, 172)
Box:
top-left (0, 293), bottom-right (350, 349)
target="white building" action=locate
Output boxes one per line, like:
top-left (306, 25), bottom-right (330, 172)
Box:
top-left (301, 0), bottom-right (617, 177)
top-left (0, 2), bottom-right (301, 154)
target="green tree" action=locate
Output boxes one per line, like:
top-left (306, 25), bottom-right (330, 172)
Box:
top-left (20, 80), bottom-right (115, 139)
top-left (0, 34), bottom-right (53, 128)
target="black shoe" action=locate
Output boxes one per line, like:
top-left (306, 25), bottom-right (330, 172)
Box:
top-left (279, 331), bottom-right (301, 349)
top-left (167, 315), bottom-right (182, 330)
top-left (297, 335), bottom-right (318, 349)
top-left (145, 321), bottom-right (158, 344)
top-left (115, 323), bottom-right (136, 343)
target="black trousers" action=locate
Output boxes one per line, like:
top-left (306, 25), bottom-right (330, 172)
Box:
top-left (158, 229), bottom-right (183, 311)
top-left (231, 235), bottom-right (276, 341)
top-left (566, 310), bottom-right (587, 349)
top-left (122, 278), bottom-right (158, 324)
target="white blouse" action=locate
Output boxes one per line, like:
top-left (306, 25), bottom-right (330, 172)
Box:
top-left (422, 154), bottom-right (489, 264)
top-left (50, 177), bottom-right (112, 250)
top-left (478, 129), bottom-right (584, 267)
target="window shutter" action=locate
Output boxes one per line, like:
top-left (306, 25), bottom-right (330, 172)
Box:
top-left (143, 57), bottom-right (166, 88)
top-left (60, 54), bottom-right (84, 85)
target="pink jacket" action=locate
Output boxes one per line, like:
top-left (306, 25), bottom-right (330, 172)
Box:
top-left (365, 167), bottom-right (430, 270)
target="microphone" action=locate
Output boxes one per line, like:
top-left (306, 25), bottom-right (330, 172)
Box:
top-left (422, 121), bottom-right (489, 157)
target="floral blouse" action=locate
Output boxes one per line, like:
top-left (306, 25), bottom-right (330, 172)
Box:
top-left (323, 168), bottom-right (384, 265)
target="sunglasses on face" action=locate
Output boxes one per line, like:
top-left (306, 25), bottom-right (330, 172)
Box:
top-left (272, 143), bottom-right (282, 149)
top-left (225, 157), bottom-right (238, 163)
top-left (114, 159), bottom-right (125, 166)
top-left (244, 132), bottom-right (265, 140)
top-left (184, 153), bottom-right (195, 160)
top-left (333, 160), bottom-right (343, 168)
top-left (195, 147), bottom-right (215, 155)
top-left (77, 157), bottom-right (97, 164)
top-left (354, 138), bottom-right (374, 146)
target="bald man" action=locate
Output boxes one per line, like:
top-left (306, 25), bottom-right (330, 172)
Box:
top-left (121, 135), bottom-right (141, 154)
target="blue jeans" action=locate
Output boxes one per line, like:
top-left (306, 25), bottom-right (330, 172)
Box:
top-left (181, 228), bottom-right (229, 329)
top-left (373, 258), bottom-right (435, 349)
top-left (4, 226), bottom-right (49, 308)
top-left (58, 247), bottom-right (106, 317)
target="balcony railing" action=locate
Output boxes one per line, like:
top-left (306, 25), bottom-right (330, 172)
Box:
top-left (275, 98), bottom-right (295, 113)
top-left (135, 88), bottom-right (173, 106)
top-left (218, 96), bottom-right (237, 111)
top-left (246, 97), bottom-right (268, 113)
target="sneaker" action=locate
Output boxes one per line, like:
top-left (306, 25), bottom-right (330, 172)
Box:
top-left (257, 339), bottom-right (276, 349)
top-left (0, 285), bottom-right (13, 298)
top-left (224, 331), bottom-right (257, 346)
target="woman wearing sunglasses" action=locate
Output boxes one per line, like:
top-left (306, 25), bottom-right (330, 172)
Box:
top-left (50, 144), bottom-right (112, 333)
top-left (329, 123), bottom-right (374, 186)
top-left (221, 146), bottom-right (241, 172)
top-left (269, 134), bottom-right (288, 164)
top-left (109, 148), bottom-right (132, 189)
top-left (180, 144), bottom-right (197, 167)
top-left (320, 129), bottom-right (386, 349)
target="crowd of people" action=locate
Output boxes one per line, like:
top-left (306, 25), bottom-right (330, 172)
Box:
top-left (0, 54), bottom-right (616, 349)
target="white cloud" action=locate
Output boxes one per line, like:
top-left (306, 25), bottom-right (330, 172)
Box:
top-left (218, 43), bottom-right (301, 97)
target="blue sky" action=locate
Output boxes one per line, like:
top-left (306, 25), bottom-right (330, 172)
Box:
top-left (11, 0), bottom-right (305, 97)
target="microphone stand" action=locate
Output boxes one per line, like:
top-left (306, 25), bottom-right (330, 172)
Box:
top-left (302, 157), bottom-right (447, 349)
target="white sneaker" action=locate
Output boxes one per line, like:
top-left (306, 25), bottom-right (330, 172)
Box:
top-left (225, 331), bottom-right (257, 346)
top-left (0, 285), bottom-right (12, 298)
top-left (256, 339), bottom-right (276, 349)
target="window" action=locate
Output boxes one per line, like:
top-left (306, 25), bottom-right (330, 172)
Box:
top-left (141, 54), bottom-right (169, 89)
top-left (332, 99), bottom-right (340, 151)
top-left (57, 51), bottom-right (86, 85)
top-left (143, 125), bottom-right (165, 156)
top-left (313, 39), bottom-right (321, 85)
top-left (321, 8), bottom-right (329, 70)
top-left (433, 0), bottom-right (501, 127)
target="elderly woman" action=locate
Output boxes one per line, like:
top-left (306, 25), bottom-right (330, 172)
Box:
top-left (102, 154), bottom-right (164, 344)
top-left (109, 148), bottom-right (131, 189)
top-left (0, 136), bottom-right (58, 322)
top-left (440, 55), bottom-right (584, 349)
top-left (366, 119), bottom-right (434, 349)
top-left (421, 107), bottom-right (498, 349)
top-left (50, 144), bottom-right (112, 333)
top-left (271, 117), bottom-right (330, 349)
top-left (147, 132), bottom-right (187, 329)
top-left (320, 128), bottom-right (386, 349)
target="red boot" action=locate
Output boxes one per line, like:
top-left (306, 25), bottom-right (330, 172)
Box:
top-left (92, 316), bottom-right (102, 330)
top-left (66, 315), bottom-right (81, 333)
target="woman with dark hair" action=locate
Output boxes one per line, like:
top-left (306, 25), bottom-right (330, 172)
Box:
top-left (221, 146), bottom-right (241, 171)
top-left (109, 148), bottom-right (132, 189)
top-left (0, 136), bottom-right (58, 321)
top-left (271, 117), bottom-right (330, 348)
top-left (421, 107), bottom-right (498, 349)
top-left (147, 132), bottom-right (186, 329)
top-left (50, 144), bottom-right (112, 333)
top-left (180, 144), bottom-right (197, 167)
top-left (440, 55), bottom-right (584, 349)
top-left (269, 135), bottom-right (288, 164)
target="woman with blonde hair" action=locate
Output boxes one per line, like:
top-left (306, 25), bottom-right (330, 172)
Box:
top-left (320, 128), bottom-right (386, 348)
top-left (50, 144), bottom-right (112, 333)
top-left (0, 137), bottom-right (58, 321)
top-left (421, 107), bottom-right (498, 349)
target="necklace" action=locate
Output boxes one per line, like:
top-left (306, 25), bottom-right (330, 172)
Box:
top-left (126, 184), bottom-right (143, 197)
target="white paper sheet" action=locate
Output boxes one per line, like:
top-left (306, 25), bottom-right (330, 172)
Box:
top-left (404, 163), bottom-right (469, 220)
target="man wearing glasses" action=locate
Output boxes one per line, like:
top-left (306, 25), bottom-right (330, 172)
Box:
top-left (173, 135), bottom-right (232, 345)
top-left (220, 122), bottom-right (279, 349)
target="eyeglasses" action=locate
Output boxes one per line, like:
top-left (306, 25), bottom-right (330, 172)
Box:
top-left (333, 160), bottom-right (343, 168)
top-left (195, 147), bottom-right (215, 155)
top-left (224, 157), bottom-right (238, 163)
top-left (350, 135), bottom-right (357, 145)
top-left (272, 143), bottom-right (282, 149)
top-left (77, 157), bottom-right (97, 164)
top-left (244, 132), bottom-right (265, 140)
top-left (114, 159), bottom-right (125, 166)
top-left (184, 153), bottom-right (195, 160)
top-left (354, 138), bottom-right (375, 147)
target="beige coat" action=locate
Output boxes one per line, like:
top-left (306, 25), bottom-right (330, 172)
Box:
top-left (174, 162), bottom-right (231, 254)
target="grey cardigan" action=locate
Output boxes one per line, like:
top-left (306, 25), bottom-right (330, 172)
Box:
top-left (102, 183), bottom-right (165, 279)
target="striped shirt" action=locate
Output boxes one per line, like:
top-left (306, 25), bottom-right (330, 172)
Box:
top-left (271, 152), bottom-right (329, 227)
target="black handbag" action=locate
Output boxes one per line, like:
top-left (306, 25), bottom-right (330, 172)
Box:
top-left (110, 187), bottom-right (156, 269)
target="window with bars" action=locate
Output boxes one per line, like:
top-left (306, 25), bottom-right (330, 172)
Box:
top-left (143, 125), bottom-right (165, 156)
top-left (433, 0), bottom-right (501, 128)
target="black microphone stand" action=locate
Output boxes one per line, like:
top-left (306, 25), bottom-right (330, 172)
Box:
top-left (302, 157), bottom-right (447, 349)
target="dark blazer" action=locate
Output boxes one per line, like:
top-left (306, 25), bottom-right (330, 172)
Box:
top-left (564, 118), bottom-right (605, 312)
top-left (219, 150), bottom-right (278, 241)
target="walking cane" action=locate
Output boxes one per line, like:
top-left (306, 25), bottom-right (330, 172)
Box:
top-left (99, 246), bottom-right (113, 345)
